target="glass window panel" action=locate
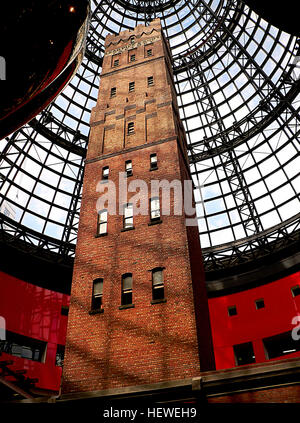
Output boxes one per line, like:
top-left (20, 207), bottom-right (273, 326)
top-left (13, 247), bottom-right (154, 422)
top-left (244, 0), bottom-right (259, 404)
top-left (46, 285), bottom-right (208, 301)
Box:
top-left (153, 270), bottom-right (163, 286)
top-left (122, 275), bottom-right (133, 290)
top-left (124, 204), bottom-right (133, 218)
top-left (93, 279), bottom-right (103, 296)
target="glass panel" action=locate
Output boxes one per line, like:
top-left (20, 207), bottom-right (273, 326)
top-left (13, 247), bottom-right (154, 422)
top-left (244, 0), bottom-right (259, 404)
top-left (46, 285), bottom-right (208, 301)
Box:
top-left (11, 344), bottom-right (22, 357)
top-left (22, 346), bottom-right (33, 359)
top-left (153, 270), bottom-right (163, 286)
top-left (99, 210), bottom-right (108, 223)
top-left (122, 275), bottom-right (133, 290)
top-left (263, 331), bottom-right (300, 359)
top-left (94, 279), bottom-right (103, 296)
top-left (151, 198), bottom-right (160, 218)
top-left (124, 204), bottom-right (133, 218)
top-left (103, 167), bottom-right (109, 178)
top-left (234, 342), bottom-right (256, 366)
top-left (99, 222), bottom-right (107, 234)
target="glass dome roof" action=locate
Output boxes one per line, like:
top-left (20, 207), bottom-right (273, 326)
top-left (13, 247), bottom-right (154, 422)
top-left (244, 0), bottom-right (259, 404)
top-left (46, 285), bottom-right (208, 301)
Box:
top-left (1, 0), bottom-right (299, 273)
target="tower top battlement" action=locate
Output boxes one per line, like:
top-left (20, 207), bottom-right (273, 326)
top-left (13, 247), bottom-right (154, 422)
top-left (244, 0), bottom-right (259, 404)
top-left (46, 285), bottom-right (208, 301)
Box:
top-left (104, 18), bottom-right (162, 50)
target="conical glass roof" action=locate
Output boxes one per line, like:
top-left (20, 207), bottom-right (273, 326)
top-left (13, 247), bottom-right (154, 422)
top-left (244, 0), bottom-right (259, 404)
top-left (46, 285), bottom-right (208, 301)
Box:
top-left (1, 0), bottom-right (299, 273)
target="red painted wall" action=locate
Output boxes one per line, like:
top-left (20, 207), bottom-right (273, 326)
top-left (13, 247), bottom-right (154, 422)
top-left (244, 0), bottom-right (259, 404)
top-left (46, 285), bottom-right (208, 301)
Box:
top-left (1, 267), bottom-right (300, 390)
top-left (208, 271), bottom-right (300, 369)
top-left (0, 271), bottom-right (69, 392)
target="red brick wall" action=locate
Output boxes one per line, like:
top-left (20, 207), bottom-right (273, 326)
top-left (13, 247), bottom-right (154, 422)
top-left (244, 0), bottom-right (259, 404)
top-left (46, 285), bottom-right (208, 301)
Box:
top-left (62, 19), bottom-right (214, 394)
top-left (208, 385), bottom-right (300, 403)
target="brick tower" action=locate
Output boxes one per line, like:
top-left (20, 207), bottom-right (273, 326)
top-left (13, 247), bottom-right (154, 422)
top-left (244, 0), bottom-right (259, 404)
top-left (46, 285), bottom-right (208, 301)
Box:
top-left (62, 19), bottom-right (215, 395)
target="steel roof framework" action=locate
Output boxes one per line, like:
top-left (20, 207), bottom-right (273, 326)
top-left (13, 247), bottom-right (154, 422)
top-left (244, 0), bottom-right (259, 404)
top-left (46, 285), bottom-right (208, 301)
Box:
top-left (0, 0), bottom-right (299, 274)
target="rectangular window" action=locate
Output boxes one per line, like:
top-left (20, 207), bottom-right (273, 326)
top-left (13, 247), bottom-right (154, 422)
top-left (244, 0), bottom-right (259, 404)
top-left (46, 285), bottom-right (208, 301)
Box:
top-left (125, 160), bottom-right (133, 177)
top-left (150, 153), bottom-right (158, 170)
top-left (130, 54), bottom-right (136, 62)
top-left (110, 87), bottom-right (116, 97)
top-left (152, 268), bottom-right (165, 301)
top-left (129, 81), bottom-right (135, 92)
top-left (228, 305), bottom-right (237, 316)
top-left (255, 299), bottom-right (265, 310)
top-left (55, 344), bottom-right (65, 367)
top-left (123, 203), bottom-right (134, 229)
top-left (291, 285), bottom-right (300, 298)
top-left (263, 331), bottom-right (300, 360)
top-left (121, 274), bottom-right (133, 306)
top-left (147, 49), bottom-right (153, 57)
top-left (150, 197), bottom-right (160, 221)
top-left (233, 342), bottom-right (256, 366)
top-left (113, 57), bottom-right (120, 67)
top-left (0, 331), bottom-right (47, 363)
top-left (91, 278), bottom-right (103, 311)
top-left (97, 209), bottom-right (108, 235)
top-left (102, 166), bottom-right (109, 180)
top-left (148, 76), bottom-right (154, 86)
top-left (127, 122), bottom-right (135, 135)
top-left (61, 305), bottom-right (69, 316)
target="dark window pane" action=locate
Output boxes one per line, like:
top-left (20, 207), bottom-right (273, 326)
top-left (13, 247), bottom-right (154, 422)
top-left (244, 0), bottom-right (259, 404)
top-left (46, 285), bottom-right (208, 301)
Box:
top-left (291, 285), bottom-right (300, 297)
top-left (148, 76), bottom-right (154, 86)
top-left (263, 331), bottom-right (300, 359)
top-left (234, 342), bottom-right (255, 366)
top-left (255, 299), bottom-right (265, 310)
top-left (153, 286), bottom-right (164, 301)
top-left (92, 295), bottom-right (102, 310)
top-left (61, 305), bottom-right (69, 316)
top-left (228, 306), bottom-right (237, 316)
top-left (0, 331), bottom-right (46, 362)
top-left (128, 122), bottom-right (134, 134)
top-left (121, 291), bottom-right (133, 306)
top-left (56, 345), bottom-right (65, 367)
top-left (92, 278), bottom-right (103, 310)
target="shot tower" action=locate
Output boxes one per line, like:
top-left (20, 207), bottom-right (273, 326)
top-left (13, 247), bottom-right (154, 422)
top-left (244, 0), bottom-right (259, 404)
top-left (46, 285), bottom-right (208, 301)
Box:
top-left (62, 19), bottom-right (214, 395)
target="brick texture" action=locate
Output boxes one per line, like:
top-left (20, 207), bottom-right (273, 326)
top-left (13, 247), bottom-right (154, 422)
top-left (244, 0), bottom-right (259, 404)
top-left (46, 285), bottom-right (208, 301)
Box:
top-left (208, 385), bottom-right (300, 403)
top-left (62, 19), bottom-right (214, 395)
